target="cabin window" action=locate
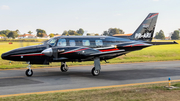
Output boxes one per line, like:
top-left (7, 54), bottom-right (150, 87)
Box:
top-left (48, 39), bottom-right (57, 46)
top-left (95, 40), bottom-right (103, 46)
top-left (69, 40), bottom-right (76, 46)
top-left (82, 40), bottom-right (90, 46)
top-left (57, 39), bottom-right (66, 46)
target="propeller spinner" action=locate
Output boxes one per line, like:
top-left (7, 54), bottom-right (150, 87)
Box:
top-left (41, 48), bottom-right (53, 57)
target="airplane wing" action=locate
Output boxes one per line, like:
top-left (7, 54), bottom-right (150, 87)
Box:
top-left (90, 49), bottom-right (125, 56)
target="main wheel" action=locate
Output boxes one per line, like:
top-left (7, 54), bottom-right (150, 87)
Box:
top-left (60, 64), bottom-right (69, 72)
top-left (91, 67), bottom-right (100, 76)
top-left (25, 69), bottom-right (33, 77)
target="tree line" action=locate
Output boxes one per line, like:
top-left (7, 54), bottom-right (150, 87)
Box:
top-left (62, 28), bottom-right (84, 36)
top-left (0, 29), bottom-right (48, 39)
top-left (0, 28), bottom-right (180, 40)
top-left (102, 28), bottom-right (124, 36)
top-left (49, 28), bottom-right (124, 37)
top-left (0, 28), bottom-right (125, 39)
top-left (0, 30), bottom-right (19, 39)
top-left (154, 29), bottom-right (180, 40)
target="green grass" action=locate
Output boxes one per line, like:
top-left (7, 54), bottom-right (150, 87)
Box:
top-left (0, 40), bottom-right (180, 69)
top-left (0, 38), bottom-right (48, 42)
top-left (1, 82), bottom-right (180, 101)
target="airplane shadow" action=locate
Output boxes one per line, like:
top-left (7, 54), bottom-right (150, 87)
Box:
top-left (1, 68), bottom-right (180, 87)
top-left (34, 67), bottom-right (180, 81)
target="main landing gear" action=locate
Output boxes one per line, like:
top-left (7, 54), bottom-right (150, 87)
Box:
top-left (60, 57), bottom-right (101, 76)
top-left (25, 62), bottom-right (33, 77)
top-left (91, 57), bottom-right (101, 76)
top-left (91, 67), bottom-right (100, 76)
top-left (60, 62), bottom-right (69, 72)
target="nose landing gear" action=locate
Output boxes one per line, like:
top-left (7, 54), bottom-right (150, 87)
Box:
top-left (25, 62), bottom-right (33, 77)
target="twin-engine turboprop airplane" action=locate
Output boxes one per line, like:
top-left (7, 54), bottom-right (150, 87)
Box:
top-left (1, 13), bottom-right (177, 76)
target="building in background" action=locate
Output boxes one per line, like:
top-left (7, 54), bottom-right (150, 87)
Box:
top-left (0, 35), bottom-right (4, 39)
top-left (18, 34), bottom-right (36, 39)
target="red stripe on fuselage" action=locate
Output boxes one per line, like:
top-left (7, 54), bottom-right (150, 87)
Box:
top-left (61, 48), bottom-right (89, 54)
top-left (123, 44), bottom-right (144, 47)
top-left (133, 44), bottom-right (144, 46)
top-left (99, 48), bottom-right (119, 52)
top-left (123, 45), bottom-right (132, 47)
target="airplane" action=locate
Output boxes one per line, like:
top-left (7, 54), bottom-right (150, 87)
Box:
top-left (1, 13), bottom-right (178, 77)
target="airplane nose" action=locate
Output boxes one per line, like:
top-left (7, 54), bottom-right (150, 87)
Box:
top-left (1, 53), bottom-right (7, 59)
top-left (1, 52), bottom-right (10, 60)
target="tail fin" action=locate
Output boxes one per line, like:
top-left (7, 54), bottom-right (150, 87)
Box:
top-left (83, 31), bottom-right (87, 36)
top-left (130, 13), bottom-right (158, 41)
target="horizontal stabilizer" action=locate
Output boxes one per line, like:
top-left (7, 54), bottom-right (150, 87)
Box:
top-left (145, 41), bottom-right (178, 45)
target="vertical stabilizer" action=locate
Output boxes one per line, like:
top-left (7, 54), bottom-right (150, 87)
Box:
top-left (83, 31), bottom-right (87, 36)
top-left (130, 13), bottom-right (158, 41)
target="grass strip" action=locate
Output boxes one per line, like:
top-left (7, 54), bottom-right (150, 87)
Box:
top-left (1, 81), bottom-right (180, 101)
top-left (0, 40), bottom-right (180, 69)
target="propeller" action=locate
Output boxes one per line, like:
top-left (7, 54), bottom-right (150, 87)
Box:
top-left (43, 40), bottom-right (50, 49)
top-left (19, 40), bottom-right (30, 48)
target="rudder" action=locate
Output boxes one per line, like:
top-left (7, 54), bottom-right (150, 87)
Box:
top-left (130, 13), bottom-right (158, 41)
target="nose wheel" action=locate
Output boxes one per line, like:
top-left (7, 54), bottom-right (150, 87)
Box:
top-left (25, 69), bottom-right (33, 77)
top-left (25, 62), bottom-right (33, 77)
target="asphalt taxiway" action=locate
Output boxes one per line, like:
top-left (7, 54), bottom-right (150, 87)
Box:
top-left (0, 60), bottom-right (180, 96)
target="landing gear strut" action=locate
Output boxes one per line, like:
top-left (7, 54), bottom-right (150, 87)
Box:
top-left (92, 57), bottom-right (101, 76)
top-left (60, 62), bottom-right (69, 72)
top-left (25, 62), bottom-right (33, 77)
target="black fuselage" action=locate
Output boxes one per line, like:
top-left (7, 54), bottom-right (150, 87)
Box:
top-left (1, 36), bottom-right (151, 64)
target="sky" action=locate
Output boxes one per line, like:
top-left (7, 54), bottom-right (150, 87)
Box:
top-left (0, 0), bottom-right (180, 36)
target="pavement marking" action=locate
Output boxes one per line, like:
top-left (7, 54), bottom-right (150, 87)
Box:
top-left (0, 76), bottom-right (25, 79)
top-left (1, 79), bottom-right (180, 98)
top-left (0, 74), bottom-right (59, 79)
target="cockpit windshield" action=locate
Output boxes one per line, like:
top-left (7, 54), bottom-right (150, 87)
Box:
top-left (47, 38), bottom-right (57, 46)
